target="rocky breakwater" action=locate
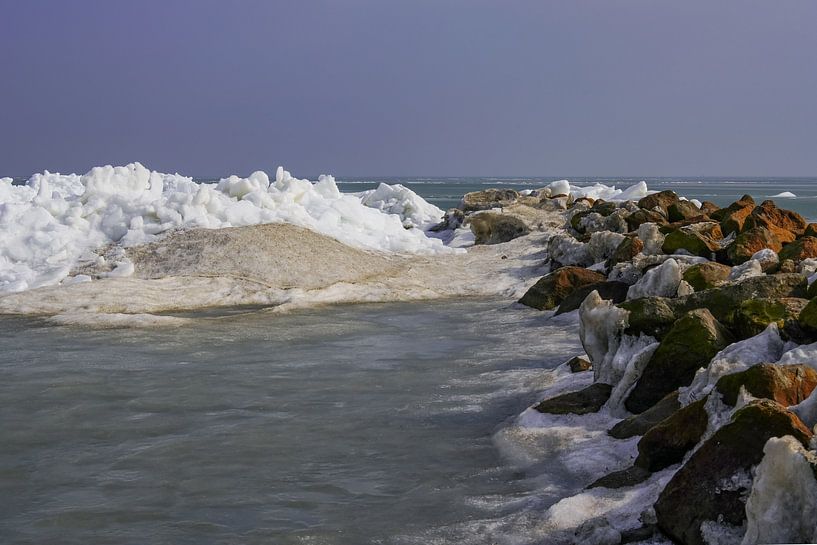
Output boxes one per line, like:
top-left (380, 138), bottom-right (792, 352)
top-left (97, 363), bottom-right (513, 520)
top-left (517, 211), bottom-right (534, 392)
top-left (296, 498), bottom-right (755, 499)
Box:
top-left (519, 190), bottom-right (817, 544)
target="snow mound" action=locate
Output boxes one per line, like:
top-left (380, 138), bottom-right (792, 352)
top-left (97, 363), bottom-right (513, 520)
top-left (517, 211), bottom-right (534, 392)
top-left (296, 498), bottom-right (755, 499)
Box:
top-left (0, 163), bottom-right (455, 293)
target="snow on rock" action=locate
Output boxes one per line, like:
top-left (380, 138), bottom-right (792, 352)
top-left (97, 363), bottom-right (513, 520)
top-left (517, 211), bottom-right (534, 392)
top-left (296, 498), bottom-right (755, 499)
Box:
top-left (548, 233), bottom-right (593, 267)
top-left (579, 290), bottom-right (631, 384)
top-left (680, 324), bottom-right (785, 405)
top-left (626, 258), bottom-right (682, 300)
top-left (637, 223), bottom-right (665, 255)
top-left (799, 258), bottom-right (817, 276)
top-left (357, 182), bottom-right (444, 229)
top-left (778, 341), bottom-right (817, 371)
top-left (605, 335), bottom-right (661, 415)
top-left (728, 259), bottom-right (764, 282)
top-left (791, 387), bottom-right (817, 430)
top-left (0, 163), bottom-right (455, 293)
top-left (588, 231), bottom-right (627, 262)
top-left (741, 436), bottom-right (817, 545)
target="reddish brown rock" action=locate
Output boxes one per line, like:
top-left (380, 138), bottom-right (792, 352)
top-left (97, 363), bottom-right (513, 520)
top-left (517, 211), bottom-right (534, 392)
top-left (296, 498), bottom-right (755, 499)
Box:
top-left (726, 226), bottom-right (783, 265)
top-left (779, 236), bottom-right (817, 263)
top-left (638, 190), bottom-right (680, 214)
top-left (518, 267), bottom-right (606, 310)
top-left (718, 197), bottom-right (756, 235)
top-left (744, 200), bottom-right (807, 240)
top-left (714, 363), bottom-right (817, 407)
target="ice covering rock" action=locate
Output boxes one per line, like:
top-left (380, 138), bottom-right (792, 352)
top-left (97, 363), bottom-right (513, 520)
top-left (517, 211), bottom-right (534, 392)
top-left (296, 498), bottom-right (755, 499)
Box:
top-left (778, 341), bottom-right (817, 371)
top-left (680, 324), bottom-right (785, 405)
top-left (791, 387), bottom-right (817, 429)
top-left (0, 163), bottom-right (454, 293)
top-left (579, 290), bottom-right (629, 383)
top-left (626, 258), bottom-right (682, 300)
top-left (636, 223), bottom-right (664, 255)
top-left (728, 259), bottom-right (764, 282)
top-left (741, 436), bottom-right (817, 545)
top-left (547, 233), bottom-right (592, 267)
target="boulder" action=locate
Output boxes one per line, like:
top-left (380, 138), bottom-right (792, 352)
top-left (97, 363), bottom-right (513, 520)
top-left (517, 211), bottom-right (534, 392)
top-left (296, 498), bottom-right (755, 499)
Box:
top-left (678, 273), bottom-right (808, 324)
top-left (588, 465), bottom-right (652, 489)
top-left (714, 363), bottom-right (817, 407)
top-left (555, 281), bottom-right (629, 315)
top-left (612, 236), bottom-right (643, 265)
top-left (626, 209), bottom-right (667, 232)
top-left (726, 226), bottom-right (783, 265)
top-left (661, 228), bottom-right (718, 258)
top-left (682, 262), bottom-right (732, 291)
top-left (717, 196), bottom-right (756, 235)
top-left (533, 383), bottom-right (612, 415)
top-left (625, 309), bottom-right (734, 413)
top-left (468, 213), bottom-right (530, 245)
top-left (591, 200), bottom-right (618, 216)
top-left (619, 296), bottom-right (680, 339)
top-left (655, 400), bottom-right (813, 545)
top-left (731, 297), bottom-right (809, 339)
top-left (779, 258), bottom-right (797, 273)
top-left (518, 267), bottom-right (606, 310)
top-left (744, 200), bottom-right (807, 240)
top-left (634, 399), bottom-right (708, 471)
top-left (699, 201), bottom-right (720, 216)
top-left (609, 391), bottom-right (681, 439)
top-left (667, 200), bottom-right (702, 222)
top-left (428, 208), bottom-right (465, 232)
top-left (638, 190), bottom-right (680, 214)
top-left (804, 223), bottom-right (817, 238)
top-left (567, 356), bottom-right (592, 373)
top-left (779, 236), bottom-right (817, 263)
top-left (459, 189), bottom-right (520, 212)
top-left (798, 298), bottom-right (817, 334)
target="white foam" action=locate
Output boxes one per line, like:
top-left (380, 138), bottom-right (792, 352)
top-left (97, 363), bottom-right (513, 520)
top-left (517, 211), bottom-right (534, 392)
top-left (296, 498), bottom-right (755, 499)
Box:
top-left (0, 163), bottom-right (455, 293)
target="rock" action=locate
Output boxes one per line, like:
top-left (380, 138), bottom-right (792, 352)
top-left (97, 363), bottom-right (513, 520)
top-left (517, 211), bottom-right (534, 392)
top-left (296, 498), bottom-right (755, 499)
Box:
top-left (555, 281), bottom-right (629, 315)
top-left (661, 224), bottom-right (722, 258)
top-left (682, 262), bottom-right (732, 291)
top-left (744, 200), bottom-right (807, 240)
top-left (567, 356), bottom-right (592, 373)
top-left (779, 236), bottom-right (817, 263)
top-left (655, 400), bottom-right (813, 545)
top-left (626, 209), bottom-right (667, 232)
top-left (732, 297), bottom-right (809, 339)
top-left (678, 273), bottom-right (809, 325)
top-left (619, 296), bottom-right (680, 339)
top-left (798, 298), bottom-right (817, 334)
top-left (805, 223), bottom-right (817, 238)
top-left (468, 213), bottom-right (530, 245)
top-left (667, 200), bottom-right (702, 222)
top-left (588, 231), bottom-right (628, 262)
top-left (699, 201), bottom-right (720, 216)
top-left (428, 208), bottom-right (465, 232)
top-left (638, 190), bottom-right (680, 214)
top-left (533, 383), bottom-right (612, 415)
top-left (726, 226), bottom-right (783, 265)
top-left (459, 189), bottom-right (520, 212)
top-left (612, 236), bottom-right (644, 264)
top-left (591, 200), bottom-right (618, 216)
top-left (635, 399), bottom-right (708, 471)
top-left (625, 309), bottom-right (734, 413)
top-left (780, 258), bottom-right (797, 273)
top-left (588, 465), bottom-right (652, 489)
top-left (716, 196), bottom-right (756, 235)
top-left (714, 363), bottom-right (817, 407)
top-left (518, 267), bottom-right (606, 310)
top-left (609, 391), bottom-right (681, 439)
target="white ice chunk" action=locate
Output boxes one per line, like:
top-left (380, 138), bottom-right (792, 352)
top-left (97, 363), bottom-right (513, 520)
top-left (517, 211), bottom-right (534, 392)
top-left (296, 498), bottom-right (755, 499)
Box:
top-left (626, 258), bottom-right (682, 300)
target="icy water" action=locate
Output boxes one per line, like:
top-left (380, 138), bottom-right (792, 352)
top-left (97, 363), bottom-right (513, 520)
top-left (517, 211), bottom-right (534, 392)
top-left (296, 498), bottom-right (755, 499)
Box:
top-left (0, 299), bottom-right (581, 545)
top-left (336, 177), bottom-right (817, 220)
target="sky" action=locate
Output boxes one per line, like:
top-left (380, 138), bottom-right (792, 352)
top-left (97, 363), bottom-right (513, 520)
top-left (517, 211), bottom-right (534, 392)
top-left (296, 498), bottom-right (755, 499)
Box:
top-left (1, 0), bottom-right (816, 178)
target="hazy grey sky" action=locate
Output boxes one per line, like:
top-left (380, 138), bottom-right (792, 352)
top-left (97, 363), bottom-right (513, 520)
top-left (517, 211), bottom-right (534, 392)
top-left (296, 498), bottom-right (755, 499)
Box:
top-left (2, 1), bottom-right (816, 177)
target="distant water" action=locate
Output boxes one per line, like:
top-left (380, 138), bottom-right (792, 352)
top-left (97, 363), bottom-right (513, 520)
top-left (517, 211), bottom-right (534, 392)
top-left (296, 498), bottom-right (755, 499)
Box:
top-left (0, 300), bottom-right (582, 545)
top-left (336, 177), bottom-right (817, 221)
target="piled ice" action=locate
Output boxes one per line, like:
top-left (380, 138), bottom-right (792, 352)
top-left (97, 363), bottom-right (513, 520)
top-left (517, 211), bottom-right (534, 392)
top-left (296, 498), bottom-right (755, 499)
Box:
top-left (0, 163), bottom-right (452, 293)
top-left (545, 180), bottom-right (651, 202)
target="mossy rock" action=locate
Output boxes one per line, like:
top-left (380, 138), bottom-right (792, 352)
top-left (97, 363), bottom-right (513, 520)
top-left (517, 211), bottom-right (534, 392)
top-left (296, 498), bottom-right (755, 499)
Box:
top-left (554, 281), bottom-right (629, 315)
top-left (609, 391), bottom-right (681, 439)
top-left (625, 309), bottom-right (734, 414)
top-left (468, 213), bottom-right (530, 245)
top-left (661, 228), bottom-right (718, 258)
top-left (714, 363), bottom-right (817, 407)
top-left (731, 297), bottom-right (808, 339)
top-left (682, 262), bottom-right (732, 291)
top-left (798, 297), bottom-right (817, 334)
top-left (459, 189), bottom-right (520, 212)
top-left (619, 297), bottom-right (681, 339)
top-left (534, 383), bottom-right (612, 415)
top-left (590, 200), bottom-right (618, 216)
top-left (626, 209), bottom-right (666, 231)
top-left (635, 399), bottom-right (708, 471)
top-left (655, 399), bottom-right (813, 545)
